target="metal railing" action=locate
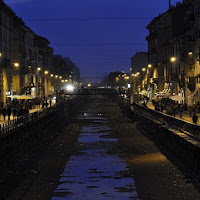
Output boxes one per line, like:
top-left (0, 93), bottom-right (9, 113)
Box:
top-left (134, 103), bottom-right (200, 135)
top-left (0, 103), bottom-right (64, 138)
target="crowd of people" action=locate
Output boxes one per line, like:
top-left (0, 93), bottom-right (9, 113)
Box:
top-left (0, 97), bottom-right (53, 121)
top-left (142, 97), bottom-right (199, 124)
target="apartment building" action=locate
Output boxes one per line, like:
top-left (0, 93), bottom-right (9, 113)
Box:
top-left (0, 0), bottom-right (15, 102)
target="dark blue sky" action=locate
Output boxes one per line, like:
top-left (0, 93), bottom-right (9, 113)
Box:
top-left (5, 0), bottom-right (181, 82)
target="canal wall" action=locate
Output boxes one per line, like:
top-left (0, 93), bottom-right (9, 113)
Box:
top-left (0, 96), bottom-right (85, 180)
top-left (132, 103), bottom-right (200, 173)
top-left (114, 95), bottom-right (200, 173)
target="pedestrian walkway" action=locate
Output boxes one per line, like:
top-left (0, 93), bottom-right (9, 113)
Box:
top-left (0, 107), bottom-right (42, 124)
top-left (146, 102), bottom-right (200, 125)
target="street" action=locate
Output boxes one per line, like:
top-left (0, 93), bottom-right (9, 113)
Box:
top-left (5, 96), bottom-right (200, 200)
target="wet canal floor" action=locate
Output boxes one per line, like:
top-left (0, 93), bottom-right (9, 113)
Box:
top-left (52, 99), bottom-right (139, 200)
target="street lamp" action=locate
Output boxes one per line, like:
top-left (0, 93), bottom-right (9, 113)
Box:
top-left (37, 67), bottom-right (41, 71)
top-left (44, 70), bottom-right (48, 75)
top-left (148, 64), bottom-right (152, 68)
top-left (170, 57), bottom-right (177, 62)
top-left (13, 62), bottom-right (19, 67)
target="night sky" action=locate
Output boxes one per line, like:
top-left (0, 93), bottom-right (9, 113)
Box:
top-left (5, 0), bottom-right (181, 82)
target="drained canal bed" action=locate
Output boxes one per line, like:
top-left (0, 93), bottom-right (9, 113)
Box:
top-left (52, 110), bottom-right (139, 200)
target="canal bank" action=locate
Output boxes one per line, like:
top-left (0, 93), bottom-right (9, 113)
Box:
top-left (5, 95), bottom-right (200, 200)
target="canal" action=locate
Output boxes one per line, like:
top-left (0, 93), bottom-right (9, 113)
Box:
top-left (5, 95), bottom-right (200, 200)
top-left (52, 97), bottom-right (139, 199)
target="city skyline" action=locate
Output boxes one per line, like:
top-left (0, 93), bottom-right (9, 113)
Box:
top-left (5, 0), bottom-right (182, 82)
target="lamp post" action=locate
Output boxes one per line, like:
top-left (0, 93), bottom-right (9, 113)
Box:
top-left (43, 70), bottom-right (49, 98)
top-left (170, 56), bottom-right (177, 95)
top-left (12, 62), bottom-right (20, 96)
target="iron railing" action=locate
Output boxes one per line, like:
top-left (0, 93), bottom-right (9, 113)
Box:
top-left (0, 103), bottom-right (64, 138)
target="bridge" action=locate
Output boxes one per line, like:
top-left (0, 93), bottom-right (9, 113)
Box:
top-left (74, 88), bottom-right (130, 95)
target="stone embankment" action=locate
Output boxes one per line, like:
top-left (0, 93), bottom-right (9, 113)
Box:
top-left (0, 96), bottom-right (85, 181)
top-left (132, 102), bottom-right (200, 173)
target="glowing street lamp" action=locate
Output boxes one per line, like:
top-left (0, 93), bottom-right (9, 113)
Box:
top-left (142, 68), bottom-right (146, 72)
top-left (37, 67), bottom-right (41, 71)
top-left (50, 74), bottom-right (54, 77)
top-left (170, 57), bottom-right (177, 62)
top-left (55, 75), bottom-right (58, 78)
top-left (148, 64), bottom-right (152, 68)
top-left (188, 52), bottom-right (193, 55)
top-left (14, 62), bottom-right (19, 67)
top-left (59, 76), bottom-right (62, 79)
top-left (44, 70), bottom-right (48, 75)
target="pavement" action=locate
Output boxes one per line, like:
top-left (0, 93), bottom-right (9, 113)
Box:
top-left (0, 107), bottom-right (42, 124)
top-left (146, 102), bottom-right (200, 125)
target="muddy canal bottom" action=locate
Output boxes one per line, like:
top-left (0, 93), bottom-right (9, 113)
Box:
top-left (52, 111), bottom-right (139, 200)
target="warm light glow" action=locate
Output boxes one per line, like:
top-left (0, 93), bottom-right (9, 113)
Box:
top-left (125, 76), bottom-right (130, 80)
top-left (131, 73), bottom-right (134, 76)
top-left (14, 63), bottom-right (19, 67)
top-left (0, 53), bottom-right (2, 57)
top-left (170, 57), bottom-right (177, 62)
top-left (44, 70), bottom-right (48, 75)
top-left (88, 83), bottom-right (91, 87)
top-left (59, 76), bottom-right (62, 79)
top-left (37, 67), bottom-right (41, 71)
top-left (142, 68), bottom-right (146, 71)
top-left (65, 79), bottom-right (68, 82)
top-left (55, 75), bottom-right (58, 78)
top-left (148, 64), bottom-right (152, 68)
top-left (188, 52), bottom-right (193, 55)
top-left (50, 74), bottom-right (54, 77)
top-left (137, 72), bottom-right (140, 75)
top-left (61, 80), bottom-right (64, 83)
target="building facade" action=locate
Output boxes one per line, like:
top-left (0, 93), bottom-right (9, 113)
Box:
top-left (0, 0), bottom-right (79, 102)
top-left (0, 0), bottom-right (15, 102)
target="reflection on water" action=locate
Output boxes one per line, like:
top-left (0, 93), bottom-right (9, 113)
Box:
top-left (52, 111), bottom-right (139, 200)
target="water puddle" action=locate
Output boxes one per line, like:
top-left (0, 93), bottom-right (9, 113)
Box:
top-left (52, 112), bottom-right (139, 200)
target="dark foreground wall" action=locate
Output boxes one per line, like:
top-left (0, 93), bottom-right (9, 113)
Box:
top-left (0, 96), bottom-right (85, 181)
